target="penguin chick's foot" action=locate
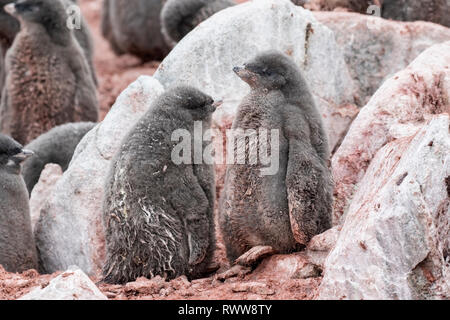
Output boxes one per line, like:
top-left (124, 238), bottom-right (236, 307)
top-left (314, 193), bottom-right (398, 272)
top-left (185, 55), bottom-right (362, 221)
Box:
top-left (215, 265), bottom-right (252, 281)
top-left (235, 246), bottom-right (276, 267)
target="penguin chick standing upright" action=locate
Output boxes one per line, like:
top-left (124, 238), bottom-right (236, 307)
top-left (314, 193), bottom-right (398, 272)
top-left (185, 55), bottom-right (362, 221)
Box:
top-left (0, 0), bottom-right (98, 145)
top-left (22, 122), bottom-right (96, 194)
top-left (0, 0), bottom-right (19, 100)
top-left (160, 0), bottom-right (236, 47)
top-left (0, 134), bottom-right (38, 272)
top-left (219, 51), bottom-right (333, 266)
top-left (103, 86), bottom-right (217, 284)
top-left (0, 0), bottom-right (97, 88)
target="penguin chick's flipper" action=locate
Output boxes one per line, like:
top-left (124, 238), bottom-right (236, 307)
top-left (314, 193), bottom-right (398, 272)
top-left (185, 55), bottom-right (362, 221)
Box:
top-left (168, 169), bottom-right (211, 267)
top-left (285, 109), bottom-right (333, 245)
top-left (234, 246), bottom-right (276, 267)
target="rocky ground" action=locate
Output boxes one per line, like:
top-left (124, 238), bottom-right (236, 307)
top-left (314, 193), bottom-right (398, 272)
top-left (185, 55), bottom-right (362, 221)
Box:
top-left (1, 0), bottom-right (449, 300)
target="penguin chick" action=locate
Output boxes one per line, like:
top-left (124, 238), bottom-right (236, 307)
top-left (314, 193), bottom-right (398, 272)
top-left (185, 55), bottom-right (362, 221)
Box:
top-left (0, 0), bottom-right (97, 87)
top-left (0, 0), bottom-right (99, 145)
top-left (101, 0), bottom-right (170, 61)
top-left (219, 51), bottom-right (333, 265)
top-left (0, 0), bottom-right (20, 101)
top-left (103, 86), bottom-right (217, 284)
top-left (161, 0), bottom-right (235, 47)
top-left (22, 122), bottom-right (96, 195)
top-left (0, 133), bottom-right (38, 272)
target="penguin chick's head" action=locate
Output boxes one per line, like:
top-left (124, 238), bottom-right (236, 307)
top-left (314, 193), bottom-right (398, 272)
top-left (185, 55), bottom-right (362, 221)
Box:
top-left (0, 134), bottom-right (33, 173)
top-left (168, 86), bottom-right (218, 120)
top-left (234, 50), bottom-right (302, 90)
top-left (0, 0), bottom-right (19, 44)
top-left (4, 0), bottom-right (67, 31)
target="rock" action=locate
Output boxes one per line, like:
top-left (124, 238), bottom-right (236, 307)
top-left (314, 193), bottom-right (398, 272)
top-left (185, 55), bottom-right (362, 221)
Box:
top-left (124, 276), bottom-right (168, 296)
top-left (319, 115), bottom-right (450, 300)
top-left (29, 164), bottom-right (63, 232)
top-left (332, 41), bottom-right (450, 224)
top-left (382, 0), bottom-right (450, 28)
top-left (231, 282), bottom-right (275, 295)
top-left (251, 253), bottom-right (322, 281)
top-left (314, 12), bottom-right (450, 105)
top-left (306, 226), bottom-right (341, 268)
top-left (34, 76), bottom-right (165, 276)
top-left (19, 266), bottom-right (107, 300)
top-left (154, 0), bottom-right (358, 153)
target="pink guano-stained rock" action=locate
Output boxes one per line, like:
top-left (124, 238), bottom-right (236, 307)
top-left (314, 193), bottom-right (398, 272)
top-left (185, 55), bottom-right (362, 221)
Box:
top-left (319, 115), bottom-right (449, 300)
top-left (332, 41), bottom-right (450, 224)
top-left (19, 266), bottom-right (107, 300)
top-left (34, 76), bottom-right (164, 276)
top-left (314, 11), bottom-right (450, 105)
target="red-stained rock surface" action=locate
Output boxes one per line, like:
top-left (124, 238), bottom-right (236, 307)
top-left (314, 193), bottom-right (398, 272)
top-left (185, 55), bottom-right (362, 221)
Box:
top-left (332, 41), bottom-right (450, 224)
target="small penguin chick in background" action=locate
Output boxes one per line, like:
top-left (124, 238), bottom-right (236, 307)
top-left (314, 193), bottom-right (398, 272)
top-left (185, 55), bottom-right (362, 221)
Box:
top-left (0, 0), bottom-right (98, 145)
top-left (0, 134), bottom-right (38, 273)
top-left (0, 0), bottom-right (97, 86)
top-left (161, 0), bottom-right (236, 47)
top-left (0, 0), bottom-right (19, 100)
top-left (22, 122), bottom-right (96, 195)
top-left (103, 86), bottom-right (217, 284)
top-left (219, 51), bottom-right (333, 273)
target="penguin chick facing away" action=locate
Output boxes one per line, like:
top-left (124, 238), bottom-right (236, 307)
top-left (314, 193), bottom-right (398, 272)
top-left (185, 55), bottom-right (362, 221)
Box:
top-left (101, 0), bottom-right (170, 61)
top-left (0, 0), bottom-right (97, 87)
top-left (161, 0), bottom-right (235, 47)
top-left (22, 122), bottom-right (96, 195)
top-left (103, 86), bottom-right (217, 284)
top-left (0, 134), bottom-right (38, 272)
top-left (0, 0), bottom-right (99, 145)
top-left (219, 51), bottom-right (333, 266)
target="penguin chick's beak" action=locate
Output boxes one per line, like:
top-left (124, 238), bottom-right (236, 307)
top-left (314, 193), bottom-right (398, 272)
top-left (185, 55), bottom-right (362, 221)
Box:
top-left (212, 100), bottom-right (223, 109)
top-left (4, 3), bottom-right (16, 16)
top-left (233, 65), bottom-right (257, 82)
top-left (13, 149), bottom-right (34, 162)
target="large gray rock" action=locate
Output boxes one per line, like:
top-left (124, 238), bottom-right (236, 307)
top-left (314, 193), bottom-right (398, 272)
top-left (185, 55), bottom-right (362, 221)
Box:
top-left (319, 115), bottom-right (450, 300)
top-left (314, 11), bottom-right (450, 105)
top-left (20, 266), bottom-right (107, 300)
top-left (332, 41), bottom-right (450, 224)
top-left (154, 0), bottom-right (358, 152)
top-left (29, 164), bottom-right (63, 232)
top-left (34, 76), bottom-right (164, 276)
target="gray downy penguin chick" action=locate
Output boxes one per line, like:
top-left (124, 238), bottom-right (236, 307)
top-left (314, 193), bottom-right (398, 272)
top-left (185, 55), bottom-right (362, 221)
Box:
top-left (0, 133), bottom-right (38, 272)
top-left (103, 86), bottom-right (217, 284)
top-left (160, 0), bottom-right (235, 47)
top-left (22, 121), bottom-right (96, 195)
top-left (219, 51), bottom-right (333, 265)
top-left (0, 0), bottom-right (20, 101)
top-left (0, 0), bottom-right (97, 87)
top-left (101, 0), bottom-right (171, 61)
top-left (0, 0), bottom-right (99, 145)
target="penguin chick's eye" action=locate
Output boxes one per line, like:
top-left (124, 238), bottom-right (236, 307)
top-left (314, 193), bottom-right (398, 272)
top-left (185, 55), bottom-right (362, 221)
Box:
top-left (15, 1), bottom-right (40, 13)
top-left (257, 68), bottom-right (273, 77)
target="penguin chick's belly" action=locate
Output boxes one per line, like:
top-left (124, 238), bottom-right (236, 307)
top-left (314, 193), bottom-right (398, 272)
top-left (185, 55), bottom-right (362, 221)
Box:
top-left (5, 39), bottom-right (76, 142)
top-left (226, 164), bottom-right (296, 253)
